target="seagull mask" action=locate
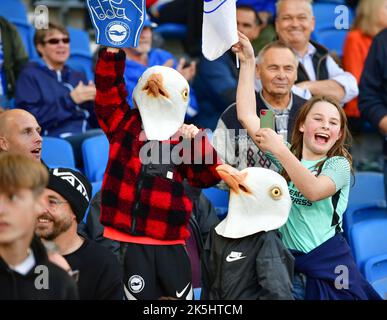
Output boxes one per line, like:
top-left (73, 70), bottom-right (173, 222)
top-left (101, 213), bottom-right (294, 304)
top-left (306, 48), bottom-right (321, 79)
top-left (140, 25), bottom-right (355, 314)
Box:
top-left (215, 164), bottom-right (291, 239)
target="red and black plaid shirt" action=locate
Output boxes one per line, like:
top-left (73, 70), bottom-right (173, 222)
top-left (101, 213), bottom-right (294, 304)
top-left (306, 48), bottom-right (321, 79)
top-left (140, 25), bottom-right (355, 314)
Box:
top-left (95, 48), bottom-right (222, 241)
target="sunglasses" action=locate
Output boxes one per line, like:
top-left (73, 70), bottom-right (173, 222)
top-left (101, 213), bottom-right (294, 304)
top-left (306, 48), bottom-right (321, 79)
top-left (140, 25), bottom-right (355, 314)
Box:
top-left (44, 37), bottom-right (70, 45)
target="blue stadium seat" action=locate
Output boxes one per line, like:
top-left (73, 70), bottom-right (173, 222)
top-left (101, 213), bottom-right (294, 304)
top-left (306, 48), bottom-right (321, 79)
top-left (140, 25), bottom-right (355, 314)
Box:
top-left (344, 204), bottom-right (387, 247)
top-left (0, 0), bottom-right (29, 25)
top-left (312, 3), bottom-right (354, 32)
top-left (42, 136), bottom-right (76, 169)
top-left (312, 2), bottom-right (355, 56)
top-left (154, 23), bottom-right (187, 40)
top-left (350, 219), bottom-right (387, 275)
top-left (67, 27), bottom-right (94, 81)
top-left (312, 27), bottom-right (349, 57)
top-left (364, 253), bottom-right (387, 299)
top-left (67, 55), bottom-right (94, 81)
top-left (202, 187), bottom-right (229, 220)
top-left (68, 27), bottom-right (91, 56)
top-left (0, 0), bottom-right (38, 60)
top-left (82, 134), bottom-right (109, 183)
top-left (348, 172), bottom-right (385, 207)
top-left (343, 171), bottom-right (386, 241)
top-left (91, 180), bottom-right (102, 198)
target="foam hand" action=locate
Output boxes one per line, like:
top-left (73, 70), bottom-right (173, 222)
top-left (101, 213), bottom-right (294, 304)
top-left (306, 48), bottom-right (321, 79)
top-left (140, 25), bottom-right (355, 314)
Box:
top-left (86, 0), bottom-right (145, 48)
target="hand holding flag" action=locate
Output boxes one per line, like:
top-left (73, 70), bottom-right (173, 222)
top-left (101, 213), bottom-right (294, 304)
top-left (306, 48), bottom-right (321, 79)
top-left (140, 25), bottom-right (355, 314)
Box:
top-left (202, 0), bottom-right (238, 61)
top-left (231, 31), bottom-right (255, 64)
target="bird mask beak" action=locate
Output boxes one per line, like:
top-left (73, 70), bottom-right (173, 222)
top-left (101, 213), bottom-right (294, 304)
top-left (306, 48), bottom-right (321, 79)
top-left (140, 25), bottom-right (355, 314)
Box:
top-left (216, 164), bottom-right (251, 194)
top-left (215, 166), bottom-right (292, 239)
top-left (133, 65), bottom-right (189, 141)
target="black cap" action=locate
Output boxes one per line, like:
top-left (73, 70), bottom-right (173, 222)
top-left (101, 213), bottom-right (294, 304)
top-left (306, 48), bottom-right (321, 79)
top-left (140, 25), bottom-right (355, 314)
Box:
top-left (47, 168), bottom-right (92, 223)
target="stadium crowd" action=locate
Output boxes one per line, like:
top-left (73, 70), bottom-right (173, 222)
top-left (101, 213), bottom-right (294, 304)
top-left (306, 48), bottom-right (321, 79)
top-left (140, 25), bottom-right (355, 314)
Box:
top-left (0, 0), bottom-right (386, 300)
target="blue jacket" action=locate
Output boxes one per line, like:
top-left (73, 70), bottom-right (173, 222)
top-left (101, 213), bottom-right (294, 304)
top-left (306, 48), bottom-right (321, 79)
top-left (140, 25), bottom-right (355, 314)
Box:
top-left (14, 61), bottom-right (98, 137)
top-left (292, 233), bottom-right (381, 300)
top-left (359, 29), bottom-right (387, 155)
top-left (124, 48), bottom-right (198, 119)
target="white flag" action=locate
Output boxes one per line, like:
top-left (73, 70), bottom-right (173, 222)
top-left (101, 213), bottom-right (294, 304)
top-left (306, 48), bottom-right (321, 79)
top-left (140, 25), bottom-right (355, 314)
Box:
top-left (202, 0), bottom-right (238, 61)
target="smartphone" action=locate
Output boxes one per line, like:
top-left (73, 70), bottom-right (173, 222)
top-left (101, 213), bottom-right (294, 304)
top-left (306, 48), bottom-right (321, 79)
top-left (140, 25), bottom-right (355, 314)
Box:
top-left (260, 109), bottom-right (275, 130)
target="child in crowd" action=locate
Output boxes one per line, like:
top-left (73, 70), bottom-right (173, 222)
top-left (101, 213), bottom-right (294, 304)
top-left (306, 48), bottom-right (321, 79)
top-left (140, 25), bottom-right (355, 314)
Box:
top-left (234, 31), bottom-right (381, 300)
top-left (0, 153), bottom-right (78, 299)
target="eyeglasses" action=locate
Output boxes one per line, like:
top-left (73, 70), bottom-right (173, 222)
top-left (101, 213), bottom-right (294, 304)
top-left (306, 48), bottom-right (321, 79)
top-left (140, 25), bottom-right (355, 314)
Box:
top-left (44, 37), bottom-right (70, 45)
top-left (47, 198), bottom-right (68, 210)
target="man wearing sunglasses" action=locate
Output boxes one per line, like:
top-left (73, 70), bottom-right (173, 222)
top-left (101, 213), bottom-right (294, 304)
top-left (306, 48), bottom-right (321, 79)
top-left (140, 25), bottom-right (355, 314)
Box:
top-left (14, 23), bottom-right (101, 167)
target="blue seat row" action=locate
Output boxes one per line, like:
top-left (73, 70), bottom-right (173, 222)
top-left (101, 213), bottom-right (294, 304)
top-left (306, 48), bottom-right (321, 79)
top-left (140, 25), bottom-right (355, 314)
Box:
top-left (311, 2), bottom-right (355, 56)
top-left (343, 171), bottom-right (386, 243)
top-left (341, 171), bottom-right (387, 299)
top-left (350, 219), bottom-right (387, 299)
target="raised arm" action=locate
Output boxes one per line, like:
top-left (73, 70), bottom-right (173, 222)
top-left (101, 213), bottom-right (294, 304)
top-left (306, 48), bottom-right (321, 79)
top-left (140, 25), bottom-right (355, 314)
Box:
top-left (94, 47), bottom-right (131, 136)
top-left (233, 32), bottom-right (260, 139)
top-left (256, 128), bottom-right (339, 202)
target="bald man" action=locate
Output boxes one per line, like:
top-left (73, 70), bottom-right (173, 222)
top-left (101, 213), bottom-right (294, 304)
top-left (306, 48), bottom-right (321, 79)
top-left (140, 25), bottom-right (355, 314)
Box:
top-left (0, 109), bottom-right (42, 161)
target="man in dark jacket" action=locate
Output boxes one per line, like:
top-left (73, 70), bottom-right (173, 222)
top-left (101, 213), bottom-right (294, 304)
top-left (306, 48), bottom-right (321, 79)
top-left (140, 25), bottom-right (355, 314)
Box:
top-left (0, 17), bottom-right (28, 107)
top-left (358, 28), bottom-right (387, 199)
top-left (0, 153), bottom-right (78, 299)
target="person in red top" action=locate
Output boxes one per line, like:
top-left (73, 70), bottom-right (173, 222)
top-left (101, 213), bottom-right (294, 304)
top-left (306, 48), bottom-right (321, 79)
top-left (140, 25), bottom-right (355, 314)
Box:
top-left (94, 47), bottom-right (222, 300)
top-left (342, 0), bottom-right (387, 170)
top-left (343, 0), bottom-right (387, 123)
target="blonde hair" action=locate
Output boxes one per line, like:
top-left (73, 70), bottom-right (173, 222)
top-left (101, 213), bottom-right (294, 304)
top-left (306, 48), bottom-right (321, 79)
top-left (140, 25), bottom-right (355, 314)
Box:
top-left (353, 0), bottom-right (386, 36)
top-left (0, 153), bottom-right (48, 196)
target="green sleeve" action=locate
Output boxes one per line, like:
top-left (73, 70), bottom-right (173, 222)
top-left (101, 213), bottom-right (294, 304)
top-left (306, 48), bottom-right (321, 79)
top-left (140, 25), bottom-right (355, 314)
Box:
top-left (320, 157), bottom-right (351, 191)
top-left (264, 141), bottom-right (291, 171)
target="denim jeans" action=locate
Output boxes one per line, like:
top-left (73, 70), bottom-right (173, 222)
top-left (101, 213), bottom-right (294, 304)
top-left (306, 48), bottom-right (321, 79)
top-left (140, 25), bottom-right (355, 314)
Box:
top-left (292, 273), bottom-right (306, 300)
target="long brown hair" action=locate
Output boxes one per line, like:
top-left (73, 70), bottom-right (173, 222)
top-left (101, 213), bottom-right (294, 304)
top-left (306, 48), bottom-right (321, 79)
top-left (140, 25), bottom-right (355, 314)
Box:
top-left (283, 95), bottom-right (353, 182)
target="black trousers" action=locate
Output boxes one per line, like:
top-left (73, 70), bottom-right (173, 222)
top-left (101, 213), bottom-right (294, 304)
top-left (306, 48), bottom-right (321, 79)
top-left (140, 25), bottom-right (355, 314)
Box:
top-left (122, 243), bottom-right (193, 300)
